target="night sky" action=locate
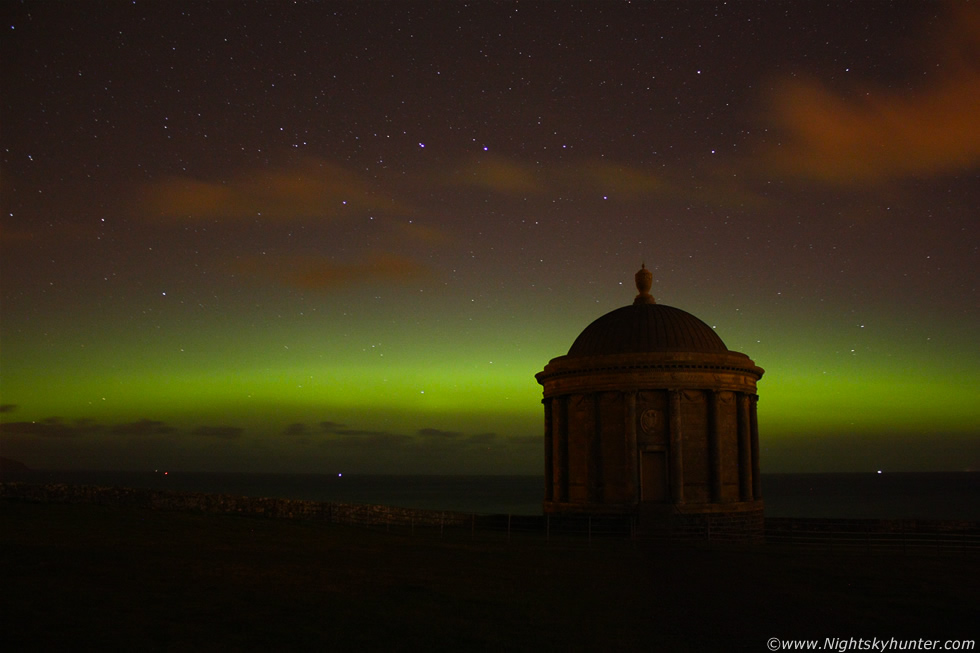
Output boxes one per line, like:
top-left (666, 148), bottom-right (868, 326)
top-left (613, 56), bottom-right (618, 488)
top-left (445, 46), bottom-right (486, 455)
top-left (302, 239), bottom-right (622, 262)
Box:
top-left (1, 1), bottom-right (977, 474)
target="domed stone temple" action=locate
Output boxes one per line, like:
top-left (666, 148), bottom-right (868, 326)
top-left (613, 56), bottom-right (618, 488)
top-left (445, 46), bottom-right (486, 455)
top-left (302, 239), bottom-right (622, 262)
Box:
top-left (535, 265), bottom-right (765, 539)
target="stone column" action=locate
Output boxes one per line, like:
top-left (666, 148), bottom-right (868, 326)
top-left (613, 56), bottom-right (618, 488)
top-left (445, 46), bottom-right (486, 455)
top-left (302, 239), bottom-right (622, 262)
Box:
top-left (668, 390), bottom-right (684, 504)
top-left (708, 391), bottom-right (723, 503)
top-left (737, 392), bottom-right (753, 502)
top-left (625, 391), bottom-right (638, 505)
top-left (589, 393), bottom-right (603, 503)
top-left (557, 395), bottom-right (569, 503)
top-left (543, 398), bottom-right (554, 502)
top-left (750, 394), bottom-right (762, 500)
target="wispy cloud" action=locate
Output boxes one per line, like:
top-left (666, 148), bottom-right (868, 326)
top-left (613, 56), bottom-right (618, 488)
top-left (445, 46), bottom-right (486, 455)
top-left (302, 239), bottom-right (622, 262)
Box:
top-left (145, 156), bottom-right (409, 222)
top-left (1, 413), bottom-right (539, 472)
top-left (190, 425), bottom-right (244, 440)
top-left (312, 419), bottom-right (535, 458)
top-left (561, 160), bottom-right (664, 200)
top-left (453, 155), bottom-right (546, 195)
top-left (317, 422), bottom-right (414, 448)
top-left (232, 251), bottom-right (434, 290)
top-left (449, 155), bottom-right (667, 202)
top-left (1, 418), bottom-right (101, 438)
top-left (1, 415), bottom-right (241, 441)
top-left (0, 224), bottom-right (35, 248)
top-left (416, 427), bottom-right (463, 439)
top-left (110, 419), bottom-right (177, 436)
top-left (283, 422), bottom-right (310, 436)
top-left (319, 421), bottom-right (399, 438)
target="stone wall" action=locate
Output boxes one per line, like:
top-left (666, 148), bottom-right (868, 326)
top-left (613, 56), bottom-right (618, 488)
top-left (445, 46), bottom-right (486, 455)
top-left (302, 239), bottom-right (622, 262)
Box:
top-left (3, 482), bottom-right (977, 551)
top-left (663, 508), bottom-right (766, 543)
top-left (0, 482), bottom-right (470, 529)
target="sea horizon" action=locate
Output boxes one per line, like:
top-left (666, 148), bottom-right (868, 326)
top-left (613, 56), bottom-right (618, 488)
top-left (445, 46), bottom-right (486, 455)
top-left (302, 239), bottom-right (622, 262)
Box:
top-left (2, 468), bottom-right (978, 521)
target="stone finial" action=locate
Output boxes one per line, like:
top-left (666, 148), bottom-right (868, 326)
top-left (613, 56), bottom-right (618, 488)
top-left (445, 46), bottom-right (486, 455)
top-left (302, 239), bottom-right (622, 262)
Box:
top-left (634, 263), bottom-right (656, 305)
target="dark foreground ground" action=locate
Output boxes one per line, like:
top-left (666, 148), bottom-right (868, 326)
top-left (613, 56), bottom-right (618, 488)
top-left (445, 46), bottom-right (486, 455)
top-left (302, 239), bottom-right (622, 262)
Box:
top-left (1, 500), bottom-right (977, 652)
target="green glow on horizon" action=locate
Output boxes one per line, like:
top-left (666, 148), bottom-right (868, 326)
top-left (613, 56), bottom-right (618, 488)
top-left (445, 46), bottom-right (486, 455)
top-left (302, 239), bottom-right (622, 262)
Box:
top-left (4, 333), bottom-right (977, 435)
top-left (761, 368), bottom-right (979, 436)
top-left (2, 295), bottom-right (977, 472)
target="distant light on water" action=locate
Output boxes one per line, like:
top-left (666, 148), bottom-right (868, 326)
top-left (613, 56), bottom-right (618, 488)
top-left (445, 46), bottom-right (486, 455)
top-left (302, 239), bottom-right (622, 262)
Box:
top-left (877, 470), bottom-right (883, 474)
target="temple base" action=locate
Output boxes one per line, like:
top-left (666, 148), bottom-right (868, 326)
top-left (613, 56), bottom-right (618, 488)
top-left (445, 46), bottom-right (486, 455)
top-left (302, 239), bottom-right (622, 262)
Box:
top-left (543, 501), bottom-right (765, 543)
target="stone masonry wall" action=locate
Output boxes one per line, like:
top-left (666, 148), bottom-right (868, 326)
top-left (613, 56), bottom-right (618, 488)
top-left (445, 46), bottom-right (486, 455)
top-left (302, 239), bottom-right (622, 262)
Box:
top-left (664, 508), bottom-right (765, 543)
top-left (0, 482), bottom-right (471, 528)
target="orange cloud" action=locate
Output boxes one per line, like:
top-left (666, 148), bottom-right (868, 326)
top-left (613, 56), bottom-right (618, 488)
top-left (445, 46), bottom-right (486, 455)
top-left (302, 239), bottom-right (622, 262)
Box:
top-left (455, 155), bottom-right (546, 195)
top-left (452, 154), bottom-right (672, 203)
top-left (0, 223), bottom-right (35, 247)
top-left (562, 160), bottom-right (664, 199)
top-left (234, 252), bottom-right (434, 290)
top-left (145, 156), bottom-right (406, 221)
top-left (390, 220), bottom-right (454, 246)
top-left (760, 6), bottom-right (980, 185)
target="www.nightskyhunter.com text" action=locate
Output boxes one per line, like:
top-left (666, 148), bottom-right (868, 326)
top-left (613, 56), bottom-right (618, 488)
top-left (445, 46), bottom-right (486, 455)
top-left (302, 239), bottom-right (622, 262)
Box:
top-left (767, 638), bottom-right (975, 651)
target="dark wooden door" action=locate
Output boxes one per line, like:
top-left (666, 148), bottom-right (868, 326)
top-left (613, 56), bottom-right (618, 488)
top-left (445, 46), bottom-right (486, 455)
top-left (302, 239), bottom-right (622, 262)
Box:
top-left (641, 451), bottom-right (668, 502)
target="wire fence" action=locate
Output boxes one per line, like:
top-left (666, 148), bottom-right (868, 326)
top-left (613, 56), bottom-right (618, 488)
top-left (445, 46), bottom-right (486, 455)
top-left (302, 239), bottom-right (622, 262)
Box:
top-left (339, 510), bottom-right (980, 555)
top-left (764, 517), bottom-right (980, 555)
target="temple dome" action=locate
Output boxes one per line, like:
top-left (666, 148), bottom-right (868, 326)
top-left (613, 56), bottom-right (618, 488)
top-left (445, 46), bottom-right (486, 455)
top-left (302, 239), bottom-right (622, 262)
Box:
top-left (567, 302), bottom-right (728, 357)
top-left (566, 264), bottom-right (727, 357)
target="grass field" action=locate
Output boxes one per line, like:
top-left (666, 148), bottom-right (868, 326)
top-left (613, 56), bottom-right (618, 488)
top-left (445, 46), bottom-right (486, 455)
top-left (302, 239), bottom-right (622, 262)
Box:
top-left (1, 500), bottom-right (977, 651)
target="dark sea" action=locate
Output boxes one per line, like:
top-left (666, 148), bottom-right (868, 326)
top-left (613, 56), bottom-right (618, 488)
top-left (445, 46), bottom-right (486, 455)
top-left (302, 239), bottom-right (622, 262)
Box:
top-left (2, 470), bottom-right (978, 520)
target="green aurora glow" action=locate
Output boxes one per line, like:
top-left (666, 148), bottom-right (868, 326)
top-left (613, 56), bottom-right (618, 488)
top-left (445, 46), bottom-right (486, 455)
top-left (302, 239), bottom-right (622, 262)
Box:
top-left (2, 286), bottom-right (977, 472)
